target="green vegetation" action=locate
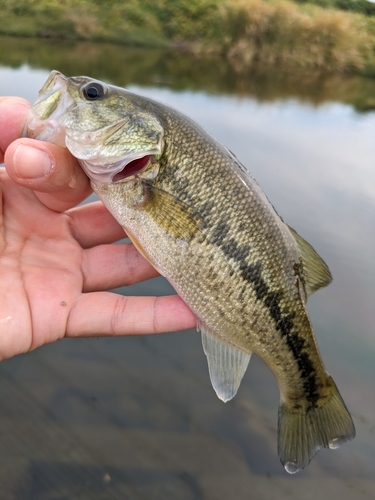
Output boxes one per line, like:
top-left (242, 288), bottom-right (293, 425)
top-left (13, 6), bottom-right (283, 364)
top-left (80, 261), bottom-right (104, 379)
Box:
top-left (3, 34), bottom-right (375, 111)
top-left (295, 0), bottom-right (375, 16)
top-left (1, 0), bottom-right (375, 75)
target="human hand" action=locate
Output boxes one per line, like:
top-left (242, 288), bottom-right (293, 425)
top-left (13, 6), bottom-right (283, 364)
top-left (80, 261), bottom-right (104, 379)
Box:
top-left (0, 97), bottom-right (195, 361)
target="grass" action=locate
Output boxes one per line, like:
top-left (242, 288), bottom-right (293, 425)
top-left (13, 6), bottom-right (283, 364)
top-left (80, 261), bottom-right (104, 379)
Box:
top-left (1, 0), bottom-right (375, 75)
top-left (216, 0), bottom-right (375, 74)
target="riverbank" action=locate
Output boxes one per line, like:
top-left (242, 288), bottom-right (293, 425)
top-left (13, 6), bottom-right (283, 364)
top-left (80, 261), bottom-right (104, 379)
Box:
top-left (1, 0), bottom-right (375, 75)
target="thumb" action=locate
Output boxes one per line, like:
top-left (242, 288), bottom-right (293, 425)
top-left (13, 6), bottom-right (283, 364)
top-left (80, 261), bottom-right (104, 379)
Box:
top-left (5, 138), bottom-right (92, 212)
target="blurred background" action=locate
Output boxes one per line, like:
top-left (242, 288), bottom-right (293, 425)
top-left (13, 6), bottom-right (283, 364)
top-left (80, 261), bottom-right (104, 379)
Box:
top-left (0, 1), bottom-right (375, 497)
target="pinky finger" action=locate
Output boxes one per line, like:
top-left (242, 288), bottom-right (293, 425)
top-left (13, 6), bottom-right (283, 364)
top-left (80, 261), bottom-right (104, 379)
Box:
top-left (65, 292), bottom-right (196, 338)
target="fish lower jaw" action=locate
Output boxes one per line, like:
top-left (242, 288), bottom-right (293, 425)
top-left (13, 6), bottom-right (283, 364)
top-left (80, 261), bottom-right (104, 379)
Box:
top-left (24, 117), bottom-right (67, 147)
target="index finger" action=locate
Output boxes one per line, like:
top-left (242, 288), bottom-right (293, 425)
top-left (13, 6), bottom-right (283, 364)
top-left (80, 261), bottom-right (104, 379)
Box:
top-left (0, 97), bottom-right (31, 162)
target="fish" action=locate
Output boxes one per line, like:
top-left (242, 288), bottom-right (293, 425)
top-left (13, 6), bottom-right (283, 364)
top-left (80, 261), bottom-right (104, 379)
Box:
top-left (24, 70), bottom-right (355, 473)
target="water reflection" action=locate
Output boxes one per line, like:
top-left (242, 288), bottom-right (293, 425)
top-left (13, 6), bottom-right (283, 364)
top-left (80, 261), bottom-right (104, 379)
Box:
top-left (0, 35), bottom-right (374, 499)
top-left (1, 35), bottom-right (375, 111)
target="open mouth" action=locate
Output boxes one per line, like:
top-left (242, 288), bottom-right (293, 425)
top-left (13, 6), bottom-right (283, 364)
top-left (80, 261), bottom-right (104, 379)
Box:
top-left (112, 155), bottom-right (152, 182)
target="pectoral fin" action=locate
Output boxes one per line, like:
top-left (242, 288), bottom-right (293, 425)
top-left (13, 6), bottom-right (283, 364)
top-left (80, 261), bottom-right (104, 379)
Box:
top-left (288, 225), bottom-right (332, 298)
top-left (199, 323), bottom-right (251, 402)
top-left (145, 183), bottom-right (204, 241)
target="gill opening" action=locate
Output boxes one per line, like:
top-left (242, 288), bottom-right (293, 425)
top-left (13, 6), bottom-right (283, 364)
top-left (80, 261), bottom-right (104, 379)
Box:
top-left (112, 155), bottom-right (152, 182)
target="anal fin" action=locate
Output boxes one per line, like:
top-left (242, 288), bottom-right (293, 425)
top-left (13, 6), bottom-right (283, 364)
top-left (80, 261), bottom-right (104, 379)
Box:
top-left (199, 323), bottom-right (251, 402)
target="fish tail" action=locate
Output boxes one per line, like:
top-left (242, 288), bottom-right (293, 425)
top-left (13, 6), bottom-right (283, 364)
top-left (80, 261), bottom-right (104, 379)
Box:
top-left (278, 375), bottom-right (355, 474)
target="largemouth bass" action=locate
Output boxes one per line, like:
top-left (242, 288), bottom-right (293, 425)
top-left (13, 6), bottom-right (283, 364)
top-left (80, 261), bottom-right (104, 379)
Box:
top-left (25, 71), bottom-right (355, 473)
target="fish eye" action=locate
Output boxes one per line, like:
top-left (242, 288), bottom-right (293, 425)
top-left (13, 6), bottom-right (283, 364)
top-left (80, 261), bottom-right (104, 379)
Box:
top-left (82, 82), bottom-right (106, 101)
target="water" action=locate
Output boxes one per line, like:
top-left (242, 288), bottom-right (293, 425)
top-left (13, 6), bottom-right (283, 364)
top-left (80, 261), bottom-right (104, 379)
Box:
top-left (0, 36), bottom-right (374, 499)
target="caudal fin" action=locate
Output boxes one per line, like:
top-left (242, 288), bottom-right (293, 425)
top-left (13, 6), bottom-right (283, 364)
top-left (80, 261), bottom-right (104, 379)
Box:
top-left (278, 376), bottom-right (355, 474)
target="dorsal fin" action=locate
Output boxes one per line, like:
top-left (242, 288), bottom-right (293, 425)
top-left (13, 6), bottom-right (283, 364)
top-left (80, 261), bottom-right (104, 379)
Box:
top-left (288, 225), bottom-right (332, 298)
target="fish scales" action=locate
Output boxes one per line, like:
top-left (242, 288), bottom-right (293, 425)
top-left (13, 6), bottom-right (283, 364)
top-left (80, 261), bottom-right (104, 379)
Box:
top-left (25, 71), bottom-right (355, 473)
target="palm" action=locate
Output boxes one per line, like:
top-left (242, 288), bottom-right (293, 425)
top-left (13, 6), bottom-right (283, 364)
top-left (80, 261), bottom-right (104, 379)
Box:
top-left (0, 170), bottom-right (84, 359)
top-left (0, 167), bottom-right (196, 361)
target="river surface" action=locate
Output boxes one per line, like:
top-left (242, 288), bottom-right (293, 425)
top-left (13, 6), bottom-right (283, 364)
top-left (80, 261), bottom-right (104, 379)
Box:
top-left (0, 36), bottom-right (374, 499)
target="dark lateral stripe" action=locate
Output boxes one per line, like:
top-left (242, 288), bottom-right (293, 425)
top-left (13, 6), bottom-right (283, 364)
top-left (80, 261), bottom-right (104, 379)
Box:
top-left (211, 222), bottom-right (320, 404)
top-left (241, 261), bottom-right (320, 405)
top-left (212, 222), bottom-right (231, 246)
top-left (241, 262), bottom-right (320, 404)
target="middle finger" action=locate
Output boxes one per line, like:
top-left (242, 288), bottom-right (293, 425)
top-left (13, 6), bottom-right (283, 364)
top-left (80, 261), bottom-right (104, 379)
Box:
top-left (81, 242), bottom-right (159, 292)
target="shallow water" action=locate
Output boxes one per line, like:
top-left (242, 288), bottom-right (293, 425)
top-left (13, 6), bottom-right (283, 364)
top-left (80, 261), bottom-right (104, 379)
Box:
top-left (0, 36), bottom-right (374, 499)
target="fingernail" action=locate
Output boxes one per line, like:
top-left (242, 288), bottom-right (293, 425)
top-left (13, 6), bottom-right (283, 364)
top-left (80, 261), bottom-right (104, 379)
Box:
top-left (13, 144), bottom-right (53, 179)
